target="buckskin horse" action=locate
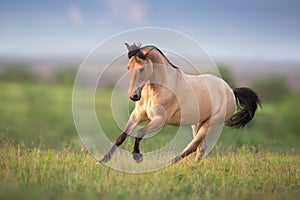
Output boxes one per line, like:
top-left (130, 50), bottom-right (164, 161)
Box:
top-left (101, 43), bottom-right (260, 164)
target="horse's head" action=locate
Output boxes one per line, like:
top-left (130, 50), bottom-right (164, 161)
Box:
top-left (125, 43), bottom-right (154, 101)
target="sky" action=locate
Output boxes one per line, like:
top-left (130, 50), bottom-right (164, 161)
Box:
top-left (1, 0), bottom-right (300, 61)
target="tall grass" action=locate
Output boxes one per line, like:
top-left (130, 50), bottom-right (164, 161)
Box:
top-left (0, 142), bottom-right (299, 200)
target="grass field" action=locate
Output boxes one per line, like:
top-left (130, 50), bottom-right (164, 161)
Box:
top-left (0, 82), bottom-right (299, 199)
top-left (0, 142), bottom-right (299, 200)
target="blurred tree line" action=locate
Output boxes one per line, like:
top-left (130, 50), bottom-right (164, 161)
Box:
top-left (0, 63), bottom-right (77, 85)
top-left (0, 64), bottom-right (38, 82)
top-left (218, 65), bottom-right (291, 101)
top-left (0, 63), bottom-right (295, 100)
top-left (251, 74), bottom-right (290, 101)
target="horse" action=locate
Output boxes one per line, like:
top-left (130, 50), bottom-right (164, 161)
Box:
top-left (101, 43), bottom-right (261, 164)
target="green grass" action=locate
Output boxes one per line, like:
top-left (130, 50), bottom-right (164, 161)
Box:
top-left (0, 142), bottom-right (299, 200)
top-left (0, 82), bottom-right (300, 199)
top-left (0, 82), bottom-right (76, 147)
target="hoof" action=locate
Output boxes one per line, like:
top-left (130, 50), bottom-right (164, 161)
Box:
top-left (199, 153), bottom-right (206, 160)
top-left (200, 141), bottom-right (207, 159)
top-left (199, 149), bottom-right (206, 160)
top-left (170, 155), bottom-right (181, 164)
top-left (132, 152), bottom-right (143, 163)
top-left (101, 154), bottom-right (111, 163)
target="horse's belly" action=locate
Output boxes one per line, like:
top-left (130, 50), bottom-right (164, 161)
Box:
top-left (166, 104), bottom-right (204, 126)
top-left (180, 108), bottom-right (208, 125)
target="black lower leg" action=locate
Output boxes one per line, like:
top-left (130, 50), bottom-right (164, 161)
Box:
top-left (133, 137), bottom-right (142, 153)
top-left (132, 137), bottom-right (143, 163)
top-left (101, 132), bottom-right (128, 162)
top-left (171, 144), bottom-right (198, 164)
top-left (199, 140), bottom-right (207, 159)
top-left (115, 132), bottom-right (128, 146)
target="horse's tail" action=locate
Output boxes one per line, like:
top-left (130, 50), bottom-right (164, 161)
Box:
top-left (226, 87), bottom-right (261, 129)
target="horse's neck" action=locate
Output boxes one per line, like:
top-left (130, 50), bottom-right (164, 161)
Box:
top-left (150, 57), bottom-right (178, 96)
top-left (152, 63), bottom-right (167, 84)
top-left (150, 52), bottom-right (173, 83)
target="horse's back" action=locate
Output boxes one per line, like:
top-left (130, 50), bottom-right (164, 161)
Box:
top-left (182, 74), bottom-right (236, 123)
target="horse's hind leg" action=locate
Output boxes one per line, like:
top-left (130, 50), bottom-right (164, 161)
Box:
top-left (192, 124), bottom-right (207, 161)
top-left (192, 124), bottom-right (201, 161)
top-left (172, 119), bottom-right (216, 163)
top-left (198, 140), bottom-right (207, 160)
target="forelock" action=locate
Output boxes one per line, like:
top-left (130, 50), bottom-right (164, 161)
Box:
top-left (127, 43), bottom-right (146, 59)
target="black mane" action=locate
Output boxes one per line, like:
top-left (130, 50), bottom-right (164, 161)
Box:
top-left (126, 43), bottom-right (178, 69)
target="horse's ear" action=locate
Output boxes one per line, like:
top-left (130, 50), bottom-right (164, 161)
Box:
top-left (125, 43), bottom-right (130, 51)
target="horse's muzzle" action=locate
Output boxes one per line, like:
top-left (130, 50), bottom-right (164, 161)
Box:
top-left (130, 93), bottom-right (141, 101)
top-left (129, 89), bottom-right (142, 101)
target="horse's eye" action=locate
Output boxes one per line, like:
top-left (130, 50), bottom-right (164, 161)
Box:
top-left (139, 68), bottom-right (144, 73)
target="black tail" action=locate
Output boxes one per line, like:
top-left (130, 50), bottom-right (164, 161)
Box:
top-left (226, 87), bottom-right (261, 129)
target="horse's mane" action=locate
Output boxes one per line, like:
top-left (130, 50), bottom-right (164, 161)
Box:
top-left (126, 43), bottom-right (178, 69)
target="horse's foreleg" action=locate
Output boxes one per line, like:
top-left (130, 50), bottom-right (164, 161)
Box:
top-left (100, 117), bottom-right (138, 163)
top-left (132, 116), bottom-right (165, 163)
top-left (132, 138), bottom-right (143, 163)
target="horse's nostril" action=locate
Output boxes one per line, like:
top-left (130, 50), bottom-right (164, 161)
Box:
top-left (130, 94), bottom-right (140, 101)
